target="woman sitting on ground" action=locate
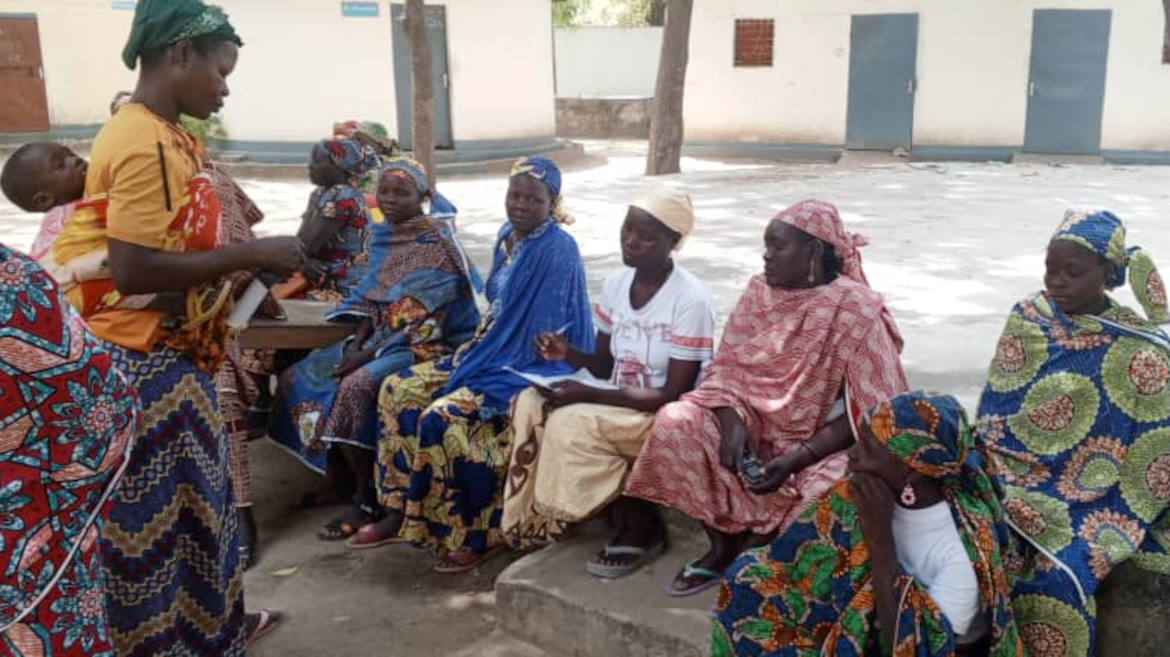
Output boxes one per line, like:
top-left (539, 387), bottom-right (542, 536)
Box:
top-left (976, 209), bottom-right (1170, 657)
top-left (348, 157), bottom-right (594, 572)
top-left (714, 391), bottom-right (1025, 657)
top-left (623, 199), bottom-right (908, 595)
top-left (271, 157), bottom-right (480, 541)
top-left (499, 189), bottom-right (716, 561)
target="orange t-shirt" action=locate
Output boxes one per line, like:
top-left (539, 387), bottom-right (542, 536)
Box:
top-left (84, 103), bottom-right (204, 351)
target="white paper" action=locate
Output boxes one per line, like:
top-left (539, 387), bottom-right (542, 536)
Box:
top-left (503, 366), bottom-right (619, 391)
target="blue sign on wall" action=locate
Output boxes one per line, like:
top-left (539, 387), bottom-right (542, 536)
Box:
top-left (112, 0), bottom-right (137, 10)
top-left (341, 2), bottom-right (379, 18)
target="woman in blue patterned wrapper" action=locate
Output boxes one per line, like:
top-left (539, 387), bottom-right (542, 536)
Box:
top-left (976, 210), bottom-right (1170, 657)
top-left (270, 157), bottom-right (481, 541)
top-left (350, 156), bottom-right (595, 572)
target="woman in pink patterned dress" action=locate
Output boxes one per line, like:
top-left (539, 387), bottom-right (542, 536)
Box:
top-left (624, 199), bottom-right (909, 596)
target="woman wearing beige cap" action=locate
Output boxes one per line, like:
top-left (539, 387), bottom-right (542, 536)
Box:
top-left (500, 189), bottom-right (716, 577)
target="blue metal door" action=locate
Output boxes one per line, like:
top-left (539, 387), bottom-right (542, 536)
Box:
top-left (1023, 10), bottom-right (1111, 154)
top-left (392, 4), bottom-right (454, 149)
top-left (845, 13), bottom-right (918, 151)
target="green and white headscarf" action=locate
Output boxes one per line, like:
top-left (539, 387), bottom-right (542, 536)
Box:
top-left (122, 0), bottom-right (242, 70)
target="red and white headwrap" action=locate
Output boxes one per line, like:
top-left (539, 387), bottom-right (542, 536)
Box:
top-left (774, 199), bottom-right (870, 285)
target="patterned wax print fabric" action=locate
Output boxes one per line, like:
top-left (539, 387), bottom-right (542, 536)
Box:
top-left (1050, 209), bottom-right (1167, 323)
top-left (271, 215), bottom-right (480, 473)
top-left (977, 290), bottom-right (1170, 657)
top-left (624, 272), bottom-right (908, 535)
top-left (303, 184), bottom-right (372, 302)
top-left (0, 245), bottom-right (139, 657)
top-left (374, 218), bottom-right (594, 553)
top-left (81, 102), bottom-right (231, 370)
top-left (499, 263), bottom-right (716, 549)
top-left (98, 344), bottom-right (246, 657)
top-left (713, 392), bottom-right (1024, 657)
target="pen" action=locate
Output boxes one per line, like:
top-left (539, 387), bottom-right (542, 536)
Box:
top-left (554, 322), bottom-right (572, 336)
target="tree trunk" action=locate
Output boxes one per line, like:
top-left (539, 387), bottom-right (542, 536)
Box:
top-left (405, 0), bottom-right (435, 185)
top-left (1163, 0), bottom-right (1170, 63)
top-left (645, 0), bottom-right (693, 175)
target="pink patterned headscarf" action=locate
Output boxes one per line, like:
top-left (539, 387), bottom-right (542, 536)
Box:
top-left (774, 199), bottom-right (870, 285)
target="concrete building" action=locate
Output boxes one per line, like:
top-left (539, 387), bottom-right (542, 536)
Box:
top-left (684, 0), bottom-right (1170, 162)
top-left (0, 0), bottom-right (559, 161)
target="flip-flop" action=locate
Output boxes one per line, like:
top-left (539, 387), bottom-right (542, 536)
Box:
top-left (317, 505), bottom-right (377, 542)
top-left (433, 549), bottom-right (484, 574)
top-left (345, 519), bottom-right (407, 550)
top-left (665, 560), bottom-right (722, 597)
top-left (585, 540), bottom-right (667, 579)
top-left (245, 609), bottom-right (282, 648)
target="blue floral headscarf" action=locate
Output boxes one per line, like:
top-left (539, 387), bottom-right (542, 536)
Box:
top-left (322, 138), bottom-right (379, 178)
top-left (510, 156), bottom-right (571, 224)
top-left (1052, 210), bottom-right (1167, 322)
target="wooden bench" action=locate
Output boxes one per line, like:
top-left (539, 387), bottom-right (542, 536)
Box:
top-left (236, 299), bottom-right (354, 350)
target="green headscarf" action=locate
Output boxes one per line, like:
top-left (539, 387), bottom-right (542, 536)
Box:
top-left (122, 0), bottom-right (242, 70)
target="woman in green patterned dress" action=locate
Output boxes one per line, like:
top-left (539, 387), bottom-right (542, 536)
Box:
top-left (976, 209), bottom-right (1170, 657)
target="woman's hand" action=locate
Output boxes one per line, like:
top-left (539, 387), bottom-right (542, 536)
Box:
top-left (748, 452), bottom-right (802, 494)
top-left (537, 380), bottom-right (593, 408)
top-left (249, 236), bottom-right (304, 277)
top-left (535, 332), bottom-right (570, 361)
top-left (717, 408), bottom-right (749, 473)
top-left (850, 472), bottom-right (896, 542)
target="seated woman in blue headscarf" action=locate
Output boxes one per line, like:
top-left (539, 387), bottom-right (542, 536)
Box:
top-left (977, 210), bottom-right (1170, 657)
top-left (348, 156), bottom-right (594, 572)
top-left (270, 157), bottom-right (480, 541)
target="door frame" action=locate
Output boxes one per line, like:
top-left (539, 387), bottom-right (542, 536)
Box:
top-left (1022, 9), bottom-right (1112, 155)
top-left (844, 12), bottom-right (919, 151)
top-left (0, 12), bottom-right (51, 133)
top-left (390, 3), bottom-right (455, 150)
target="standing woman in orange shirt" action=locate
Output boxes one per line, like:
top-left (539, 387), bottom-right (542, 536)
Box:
top-left (79, 1), bottom-right (302, 654)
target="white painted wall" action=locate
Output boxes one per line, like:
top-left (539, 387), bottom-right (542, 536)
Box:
top-left (686, 0), bottom-right (1170, 151)
top-left (0, 0), bottom-right (137, 127)
top-left (216, 0), bottom-right (397, 143)
top-left (554, 26), bottom-right (661, 98)
top-left (443, 0), bottom-right (556, 142)
top-left (0, 0), bottom-right (555, 145)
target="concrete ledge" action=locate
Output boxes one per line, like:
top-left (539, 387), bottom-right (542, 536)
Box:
top-left (683, 140), bottom-right (842, 163)
top-left (556, 97), bottom-right (652, 139)
top-left (1096, 561), bottom-right (1170, 656)
top-left (1012, 152), bottom-right (1104, 165)
top-left (210, 135), bottom-right (564, 166)
top-left (911, 145), bottom-right (1016, 163)
top-left (495, 516), bottom-right (712, 657)
top-left (1102, 149), bottom-right (1170, 166)
top-left (0, 124), bottom-right (100, 152)
top-left (218, 140), bottom-right (585, 180)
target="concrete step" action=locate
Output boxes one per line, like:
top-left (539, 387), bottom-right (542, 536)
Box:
top-left (495, 516), bottom-right (714, 657)
top-left (1011, 151), bottom-right (1104, 166)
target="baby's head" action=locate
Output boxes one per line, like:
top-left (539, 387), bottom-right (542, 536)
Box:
top-left (1, 142), bottom-right (88, 212)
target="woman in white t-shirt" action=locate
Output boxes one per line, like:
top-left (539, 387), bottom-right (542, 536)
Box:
top-left (713, 391), bottom-right (1024, 657)
top-left (500, 189), bottom-right (716, 577)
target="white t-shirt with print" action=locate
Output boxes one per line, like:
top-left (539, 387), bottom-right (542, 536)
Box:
top-left (594, 264), bottom-right (716, 389)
